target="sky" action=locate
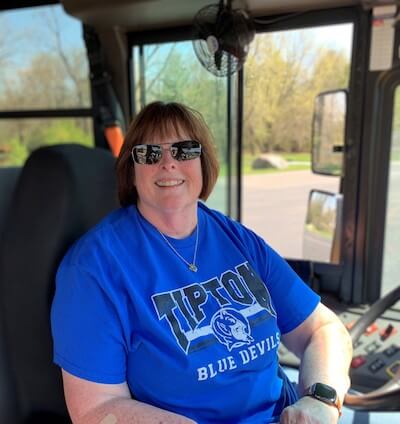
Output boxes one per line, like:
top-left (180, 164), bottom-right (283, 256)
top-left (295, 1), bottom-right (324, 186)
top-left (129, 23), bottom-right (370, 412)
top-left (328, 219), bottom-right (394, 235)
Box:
top-left (308, 24), bottom-right (353, 58)
top-left (1, 4), bottom-right (353, 71)
top-left (1, 4), bottom-right (83, 68)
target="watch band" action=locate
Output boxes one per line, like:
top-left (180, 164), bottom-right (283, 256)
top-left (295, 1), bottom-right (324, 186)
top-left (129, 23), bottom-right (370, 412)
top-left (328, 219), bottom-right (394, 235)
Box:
top-left (304, 382), bottom-right (342, 416)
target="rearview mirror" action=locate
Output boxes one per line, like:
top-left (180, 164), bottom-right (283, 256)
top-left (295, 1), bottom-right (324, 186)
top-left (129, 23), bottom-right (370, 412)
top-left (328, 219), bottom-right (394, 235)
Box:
top-left (303, 189), bottom-right (343, 263)
top-left (311, 90), bottom-right (347, 176)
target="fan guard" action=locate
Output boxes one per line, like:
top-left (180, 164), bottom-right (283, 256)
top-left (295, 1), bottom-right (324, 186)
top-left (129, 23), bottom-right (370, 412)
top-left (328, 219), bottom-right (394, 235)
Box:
top-left (192, 2), bottom-right (255, 77)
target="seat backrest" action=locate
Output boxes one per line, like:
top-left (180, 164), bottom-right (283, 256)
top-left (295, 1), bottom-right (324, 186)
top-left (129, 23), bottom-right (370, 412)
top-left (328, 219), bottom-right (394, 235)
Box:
top-left (0, 167), bottom-right (21, 239)
top-left (0, 144), bottom-right (118, 423)
top-left (0, 167), bottom-right (23, 422)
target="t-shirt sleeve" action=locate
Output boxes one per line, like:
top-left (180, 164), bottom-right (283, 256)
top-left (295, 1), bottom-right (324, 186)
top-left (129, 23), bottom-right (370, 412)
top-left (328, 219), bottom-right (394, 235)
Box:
top-left (51, 263), bottom-right (127, 384)
top-left (213, 212), bottom-right (321, 334)
top-left (224, 215), bottom-right (321, 335)
top-left (263, 243), bottom-right (320, 334)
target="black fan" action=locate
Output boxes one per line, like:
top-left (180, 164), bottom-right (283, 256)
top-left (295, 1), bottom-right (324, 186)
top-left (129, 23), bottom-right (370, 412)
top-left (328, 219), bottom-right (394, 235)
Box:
top-left (192, 0), bottom-right (255, 77)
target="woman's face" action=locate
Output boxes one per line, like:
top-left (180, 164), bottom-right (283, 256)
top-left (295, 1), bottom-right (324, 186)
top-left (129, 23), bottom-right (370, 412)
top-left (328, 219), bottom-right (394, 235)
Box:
top-left (134, 130), bottom-right (203, 218)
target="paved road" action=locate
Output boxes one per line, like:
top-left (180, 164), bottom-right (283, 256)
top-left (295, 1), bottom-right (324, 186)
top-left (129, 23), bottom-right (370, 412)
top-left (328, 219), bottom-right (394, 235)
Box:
top-left (242, 170), bottom-right (339, 259)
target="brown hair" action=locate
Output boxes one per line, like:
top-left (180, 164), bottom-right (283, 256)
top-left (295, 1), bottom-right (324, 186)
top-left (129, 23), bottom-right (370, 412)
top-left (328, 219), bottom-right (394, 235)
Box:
top-left (115, 101), bottom-right (220, 207)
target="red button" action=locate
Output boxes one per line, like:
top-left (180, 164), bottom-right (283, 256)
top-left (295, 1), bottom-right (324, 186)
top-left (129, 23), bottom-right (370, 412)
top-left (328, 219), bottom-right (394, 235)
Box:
top-left (380, 324), bottom-right (397, 341)
top-left (365, 323), bottom-right (378, 335)
top-left (351, 355), bottom-right (367, 369)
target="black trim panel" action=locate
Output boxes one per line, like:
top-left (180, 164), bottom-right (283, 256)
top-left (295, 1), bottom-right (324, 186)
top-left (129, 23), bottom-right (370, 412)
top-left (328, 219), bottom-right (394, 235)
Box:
top-left (364, 71), bottom-right (400, 302)
top-left (0, 109), bottom-right (93, 119)
top-left (0, 1), bottom-right (58, 11)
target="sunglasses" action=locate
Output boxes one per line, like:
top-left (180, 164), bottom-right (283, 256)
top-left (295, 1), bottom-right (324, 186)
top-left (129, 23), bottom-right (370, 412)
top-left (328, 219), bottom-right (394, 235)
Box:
top-left (131, 140), bottom-right (202, 165)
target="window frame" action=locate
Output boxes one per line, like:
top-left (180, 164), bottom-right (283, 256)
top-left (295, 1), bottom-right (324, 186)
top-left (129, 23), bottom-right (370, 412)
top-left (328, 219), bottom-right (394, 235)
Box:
top-left (362, 70), bottom-right (400, 302)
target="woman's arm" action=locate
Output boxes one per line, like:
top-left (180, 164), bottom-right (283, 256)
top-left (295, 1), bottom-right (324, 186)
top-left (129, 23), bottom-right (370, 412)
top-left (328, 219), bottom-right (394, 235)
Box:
top-left (62, 370), bottom-right (196, 424)
top-left (280, 302), bottom-right (353, 423)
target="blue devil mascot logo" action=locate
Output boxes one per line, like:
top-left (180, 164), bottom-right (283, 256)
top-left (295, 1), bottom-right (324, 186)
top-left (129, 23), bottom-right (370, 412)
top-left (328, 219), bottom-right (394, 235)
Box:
top-left (211, 308), bottom-right (254, 351)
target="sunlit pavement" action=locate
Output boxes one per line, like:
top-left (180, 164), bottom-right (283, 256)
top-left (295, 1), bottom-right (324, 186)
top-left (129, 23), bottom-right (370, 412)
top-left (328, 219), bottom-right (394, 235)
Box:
top-left (242, 170), bottom-right (338, 258)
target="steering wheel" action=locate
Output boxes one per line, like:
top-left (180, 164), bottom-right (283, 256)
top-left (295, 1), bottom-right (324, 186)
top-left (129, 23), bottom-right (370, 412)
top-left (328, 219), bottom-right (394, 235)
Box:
top-left (344, 285), bottom-right (400, 411)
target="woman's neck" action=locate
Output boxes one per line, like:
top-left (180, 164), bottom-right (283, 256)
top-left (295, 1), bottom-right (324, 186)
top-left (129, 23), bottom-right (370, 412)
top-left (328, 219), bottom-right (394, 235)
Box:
top-left (137, 201), bottom-right (198, 239)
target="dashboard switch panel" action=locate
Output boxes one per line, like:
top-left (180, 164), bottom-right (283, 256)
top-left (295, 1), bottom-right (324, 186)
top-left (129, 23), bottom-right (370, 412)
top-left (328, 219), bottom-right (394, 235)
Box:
top-left (383, 344), bottom-right (399, 357)
top-left (368, 358), bottom-right (386, 373)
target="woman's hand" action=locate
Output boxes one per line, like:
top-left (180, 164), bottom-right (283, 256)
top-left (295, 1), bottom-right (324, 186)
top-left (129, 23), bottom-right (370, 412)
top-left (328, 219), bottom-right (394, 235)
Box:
top-left (279, 396), bottom-right (340, 424)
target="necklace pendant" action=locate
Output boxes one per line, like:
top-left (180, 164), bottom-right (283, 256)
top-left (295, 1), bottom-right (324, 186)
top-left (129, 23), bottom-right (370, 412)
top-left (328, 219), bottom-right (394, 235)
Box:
top-left (189, 263), bottom-right (198, 272)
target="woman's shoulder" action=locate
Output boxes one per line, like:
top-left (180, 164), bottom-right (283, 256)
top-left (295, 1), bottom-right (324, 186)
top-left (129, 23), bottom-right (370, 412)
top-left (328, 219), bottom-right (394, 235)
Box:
top-left (61, 207), bottom-right (135, 267)
top-left (199, 201), bottom-right (258, 239)
top-left (199, 201), bottom-right (236, 225)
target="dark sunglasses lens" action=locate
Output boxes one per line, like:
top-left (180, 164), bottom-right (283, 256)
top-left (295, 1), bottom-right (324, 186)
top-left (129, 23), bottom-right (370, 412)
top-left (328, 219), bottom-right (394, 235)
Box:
top-left (133, 145), bottom-right (162, 164)
top-left (174, 141), bottom-right (202, 161)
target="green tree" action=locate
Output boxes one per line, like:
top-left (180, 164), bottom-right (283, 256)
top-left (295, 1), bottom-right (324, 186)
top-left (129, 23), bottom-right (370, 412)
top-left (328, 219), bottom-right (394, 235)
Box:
top-left (243, 32), bottom-right (350, 156)
top-left (311, 48), bottom-right (349, 93)
top-left (0, 9), bottom-right (92, 167)
top-left (141, 42), bottom-right (228, 162)
top-left (27, 120), bottom-right (93, 151)
top-left (0, 47), bottom-right (92, 165)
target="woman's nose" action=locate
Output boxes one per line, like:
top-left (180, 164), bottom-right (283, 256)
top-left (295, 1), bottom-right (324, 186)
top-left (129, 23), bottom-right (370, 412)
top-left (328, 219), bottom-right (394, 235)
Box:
top-left (159, 147), bottom-right (176, 168)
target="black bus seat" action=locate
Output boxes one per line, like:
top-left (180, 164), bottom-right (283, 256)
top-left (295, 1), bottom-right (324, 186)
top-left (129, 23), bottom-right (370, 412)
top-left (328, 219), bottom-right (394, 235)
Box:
top-left (0, 144), bottom-right (118, 423)
top-left (0, 167), bottom-right (21, 240)
top-left (0, 167), bottom-right (22, 422)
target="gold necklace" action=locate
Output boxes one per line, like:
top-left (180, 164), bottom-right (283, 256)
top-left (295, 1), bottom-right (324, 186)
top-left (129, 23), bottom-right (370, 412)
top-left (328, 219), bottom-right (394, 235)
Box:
top-left (158, 225), bottom-right (199, 272)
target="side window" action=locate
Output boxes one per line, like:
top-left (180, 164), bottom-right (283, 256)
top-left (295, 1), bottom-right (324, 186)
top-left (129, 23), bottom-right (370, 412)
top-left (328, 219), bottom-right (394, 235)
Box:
top-left (132, 42), bottom-right (228, 213)
top-left (381, 86), bottom-right (400, 295)
top-left (242, 24), bottom-right (353, 261)
top-left (0, 5), bottom-right (93, 167)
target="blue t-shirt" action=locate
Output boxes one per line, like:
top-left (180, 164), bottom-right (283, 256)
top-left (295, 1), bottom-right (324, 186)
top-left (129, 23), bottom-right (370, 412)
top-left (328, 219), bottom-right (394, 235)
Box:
top-left (51, 203), bottom-right (320, 423)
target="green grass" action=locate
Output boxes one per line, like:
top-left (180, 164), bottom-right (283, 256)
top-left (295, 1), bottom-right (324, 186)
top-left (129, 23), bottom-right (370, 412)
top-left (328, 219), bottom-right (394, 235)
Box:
top-left (391, 150), bottom-right (400, 161)
top-left (219, 152), bottom-right (311, 176)
top-left (283, 152), bottom-right (311, 162)
top-left (305, 223), bottom-right (333, 240)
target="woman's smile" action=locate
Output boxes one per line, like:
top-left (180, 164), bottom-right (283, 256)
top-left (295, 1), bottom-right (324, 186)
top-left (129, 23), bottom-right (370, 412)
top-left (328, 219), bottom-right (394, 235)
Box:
top-left (155, 179), bottom-right (184, 187)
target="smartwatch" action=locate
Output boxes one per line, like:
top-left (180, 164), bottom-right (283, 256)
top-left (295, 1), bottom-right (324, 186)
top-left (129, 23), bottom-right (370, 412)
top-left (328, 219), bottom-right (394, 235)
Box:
top-left (304, 382), bottom-right (342, 416)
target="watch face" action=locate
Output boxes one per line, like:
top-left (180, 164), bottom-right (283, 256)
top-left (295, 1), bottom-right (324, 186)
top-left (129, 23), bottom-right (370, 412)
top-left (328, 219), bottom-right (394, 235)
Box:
top-left (314, 383), bottom-right (337, 401)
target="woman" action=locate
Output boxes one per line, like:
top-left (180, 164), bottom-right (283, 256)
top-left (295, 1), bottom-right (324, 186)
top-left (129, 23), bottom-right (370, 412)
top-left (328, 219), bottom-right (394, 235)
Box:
top-left (51, 101), bottom-right (352, 423)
